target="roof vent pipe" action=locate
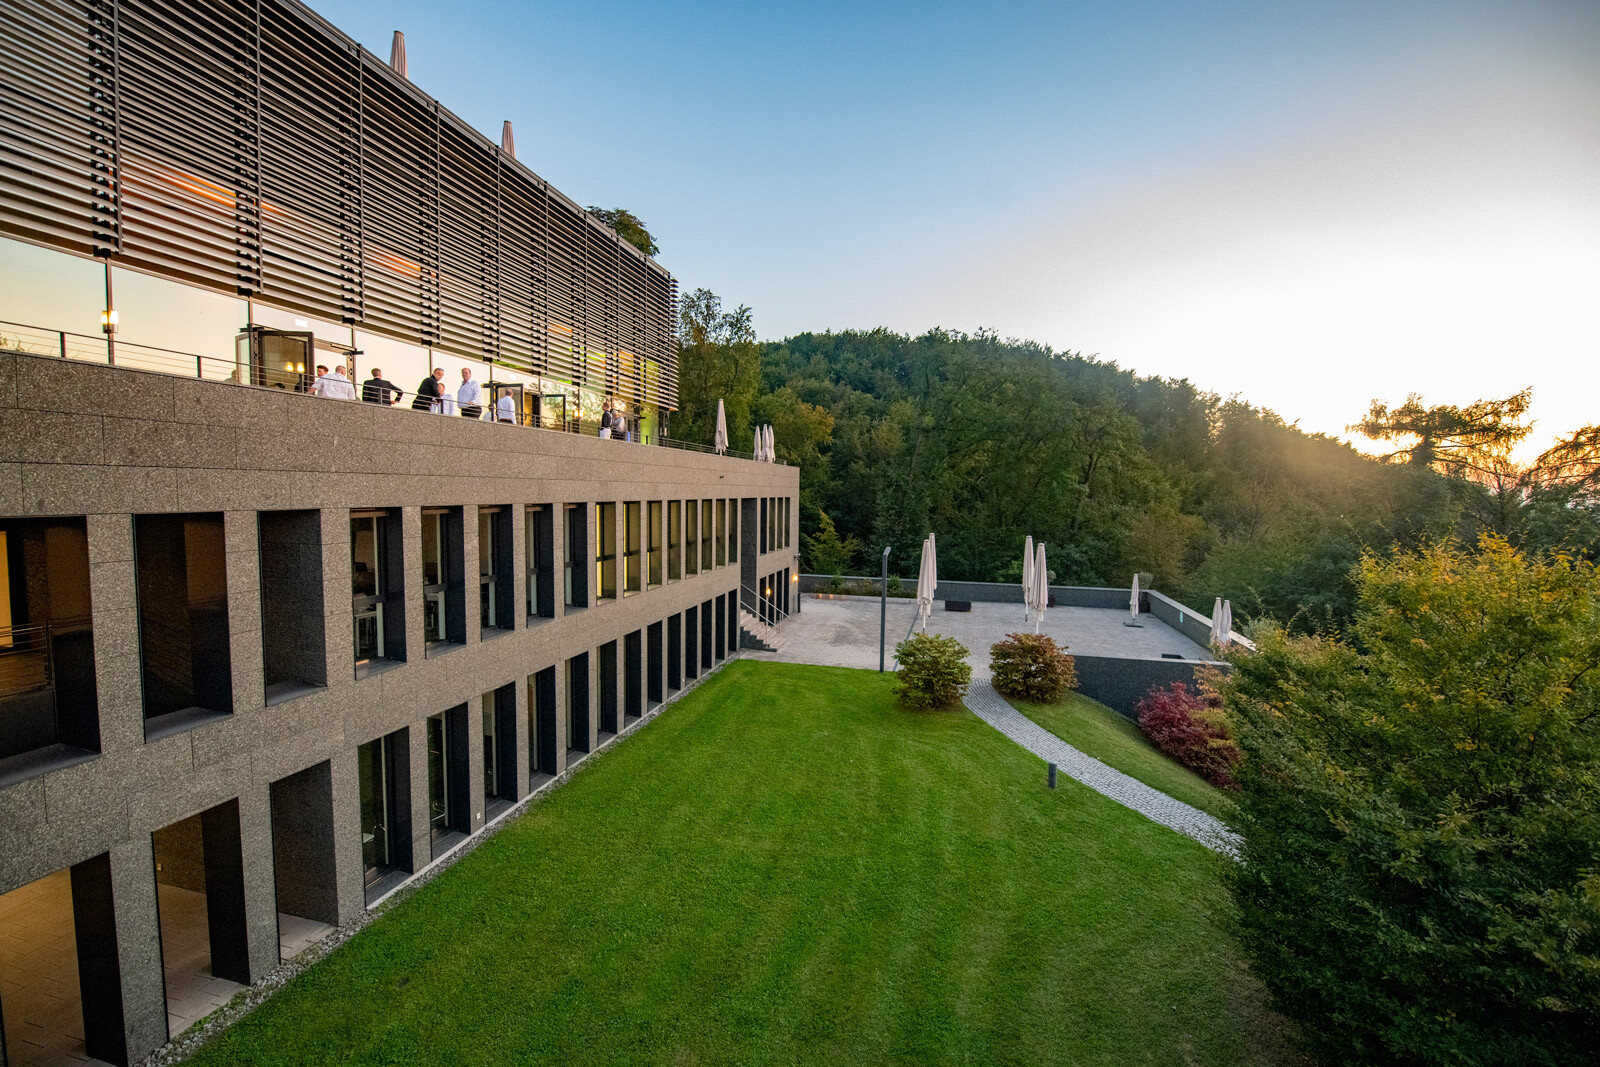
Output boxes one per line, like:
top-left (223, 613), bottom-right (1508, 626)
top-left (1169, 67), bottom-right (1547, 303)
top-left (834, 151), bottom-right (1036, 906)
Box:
top-left (390, 30), bottom-right (407, 78)
top-left (501, 120), bottom-right (515, 158)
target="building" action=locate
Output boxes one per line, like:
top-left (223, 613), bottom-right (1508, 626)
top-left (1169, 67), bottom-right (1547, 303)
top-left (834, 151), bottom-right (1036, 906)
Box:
top-left (0, 1), bottom-right (800, 1063)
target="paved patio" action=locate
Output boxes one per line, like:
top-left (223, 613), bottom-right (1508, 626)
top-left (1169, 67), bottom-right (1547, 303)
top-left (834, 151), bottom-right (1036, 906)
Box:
top-left (745, 595), bottom-right (1212, 672)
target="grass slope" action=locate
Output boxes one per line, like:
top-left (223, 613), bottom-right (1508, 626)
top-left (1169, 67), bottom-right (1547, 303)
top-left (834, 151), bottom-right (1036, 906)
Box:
top-left (1011, 692), bottom-right (1235, 820)
top-left (191, 661), bottom-right (1287, 1066)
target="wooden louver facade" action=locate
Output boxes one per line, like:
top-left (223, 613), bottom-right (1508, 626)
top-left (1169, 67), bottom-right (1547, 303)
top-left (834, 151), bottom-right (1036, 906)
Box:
top-left (0, 0), bottom-right (680, 410)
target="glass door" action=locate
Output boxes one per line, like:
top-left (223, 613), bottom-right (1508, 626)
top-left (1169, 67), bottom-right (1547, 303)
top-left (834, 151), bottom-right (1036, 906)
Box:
top-left (358, 739), bottom-right (389, 884)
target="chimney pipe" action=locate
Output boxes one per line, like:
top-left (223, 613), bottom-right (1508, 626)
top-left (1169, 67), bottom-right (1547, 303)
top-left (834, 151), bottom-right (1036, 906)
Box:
top-left (501, 120), bottom-right (515, 159)
top-left (390, 30), bottom-right (407, 78)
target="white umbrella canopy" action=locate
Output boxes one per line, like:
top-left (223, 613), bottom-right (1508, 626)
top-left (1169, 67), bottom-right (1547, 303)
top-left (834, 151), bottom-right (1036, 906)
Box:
top-left (1220, 600), bottom-right (1234, 648)
top-left (917, 537), bottom-right (934, 629)
top-left (1130, 573), bottom-right (1140, 620)
top-left (1022, 535), bottom-right (1035, 621)
top-left (1210, 597), bottom-right (1226, 646)
top-left (767, 424), bottom-right (776, 462)
top-left (714, 399), bottom-right (728, 454)
top-left (1033, 543), bottom-right (1048, 633)
top-left (928, 532), bottom-right (937, 602)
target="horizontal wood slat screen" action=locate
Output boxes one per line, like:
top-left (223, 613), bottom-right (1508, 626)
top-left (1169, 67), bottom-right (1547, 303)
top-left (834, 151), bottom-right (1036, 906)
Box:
top-left (0, 0), bottom-right (679, 409)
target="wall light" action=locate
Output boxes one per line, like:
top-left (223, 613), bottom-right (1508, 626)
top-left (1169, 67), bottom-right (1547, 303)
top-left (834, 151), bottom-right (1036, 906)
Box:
top-left (100, 309), bottom-right (117, 334)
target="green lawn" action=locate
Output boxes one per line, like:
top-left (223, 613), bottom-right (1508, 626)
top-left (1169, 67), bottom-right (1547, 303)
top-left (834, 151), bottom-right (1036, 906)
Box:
top-left (1010, 691), bottom-right (1236, 820)
top-left (191, 661), bottom-right (1292, 1066)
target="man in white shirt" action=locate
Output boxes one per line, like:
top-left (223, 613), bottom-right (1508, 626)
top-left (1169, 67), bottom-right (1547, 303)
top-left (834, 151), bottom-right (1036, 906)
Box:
top-left (457, 367), bottom-right (483, 418)
top-left (494, 392), bottom-right (515, 423)
top-left (315, 364), bottom-right (356, 400)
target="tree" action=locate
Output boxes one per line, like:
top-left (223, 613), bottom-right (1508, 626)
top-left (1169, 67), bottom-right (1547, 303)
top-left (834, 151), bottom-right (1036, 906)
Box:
top-left (1350, 389), bottom-right (1533, 476)
top-left (803, 510), bottom-right (860, 576)
top-left (587, 207), bottom-right (659, 257)
top-left (1222, 536), bottom-right (1600, 1064)
top-left (676, 288), bottom-right (759, 450)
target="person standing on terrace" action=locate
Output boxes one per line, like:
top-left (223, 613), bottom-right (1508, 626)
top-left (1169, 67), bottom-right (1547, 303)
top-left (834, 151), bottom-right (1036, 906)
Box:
top-left (458, 367), bottom-right (483, 418)
top-left (412, 368), bottom-right (444, 412)
top-left (316, 364), bottom-right (356, 400)
top-left (362, 368), bottom-right (404, 406)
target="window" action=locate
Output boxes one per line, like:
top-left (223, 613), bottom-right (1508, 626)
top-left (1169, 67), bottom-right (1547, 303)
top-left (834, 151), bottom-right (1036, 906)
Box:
top-left (685, 501), bottom-right (699, 575)
top-left (0, 517), bottom-right (99, 766)
top-left (564, 504), bottom-right (588, 608)
top-left (760, 498), bottom-right (769, 554)
top-left (482, 692), bottom-right (499, 802)
top-left (420, 508), bottom-right (463, 649)
top-left (715, 500), bottom-right (727, 568)
top-left (701, 500), bottom-right (713, 572)
top-left (728, 499), bottom-right (739, 564)
top-left (352, 510), bottom-right (403, 673)
top-left (667, 500), bottom-right (681, 580)
top-left (623, 502), bottom-right (641, 594)
top-left (478, 507), bottom-right (512, 632)
top-left (426, 713), bottom-right (450, 840)
top-left (426, 705), bottom-right (468, 851)
top-left (358, 729), bottom-right (407, 888)
top-left (648, 501), bottom-right (663, 586)
top-left (784, 498), bottom-right (792, 548)
top-left (595, 502), bottom-right (617, 600)
top-left (526, 505), bottom-right (554, 620)
top-left (135, 513), bottom-right (232, 734)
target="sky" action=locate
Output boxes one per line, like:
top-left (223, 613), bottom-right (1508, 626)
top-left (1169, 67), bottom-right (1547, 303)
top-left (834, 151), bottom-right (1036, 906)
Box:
top-left (315, 0), bottom-right (1600, 459)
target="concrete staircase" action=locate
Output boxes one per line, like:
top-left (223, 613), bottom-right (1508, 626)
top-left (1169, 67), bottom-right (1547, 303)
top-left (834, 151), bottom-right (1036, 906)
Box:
top-left (738, 608), bottom-right (789, 654)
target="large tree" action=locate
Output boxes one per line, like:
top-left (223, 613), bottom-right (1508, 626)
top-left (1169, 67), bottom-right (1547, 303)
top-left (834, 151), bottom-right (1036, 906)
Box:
top-left (1223, 536), bottom-right (1600, 1064)
top-left (1350, 389), bottom-right (1533, 476)
top-left (675, 288), bottom-right (759, 450)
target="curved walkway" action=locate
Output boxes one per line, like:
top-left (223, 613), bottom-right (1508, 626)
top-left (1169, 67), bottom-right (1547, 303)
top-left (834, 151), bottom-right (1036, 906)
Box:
top-left (964, 678), bottom-right (1241, 856)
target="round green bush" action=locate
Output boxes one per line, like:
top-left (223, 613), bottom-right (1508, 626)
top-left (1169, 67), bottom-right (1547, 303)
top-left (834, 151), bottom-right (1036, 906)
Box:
top-left (894, 632), bottom-right (971, 710)
top-left (989, 632), bottom-right (1077, 703)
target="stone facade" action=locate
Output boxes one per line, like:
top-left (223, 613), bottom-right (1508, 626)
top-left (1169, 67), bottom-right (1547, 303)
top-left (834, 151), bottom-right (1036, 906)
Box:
top-left (0, 348), bottom-right (799, 1065)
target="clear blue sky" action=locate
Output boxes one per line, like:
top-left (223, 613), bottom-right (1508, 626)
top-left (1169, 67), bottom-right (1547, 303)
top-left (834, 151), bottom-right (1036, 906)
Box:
top-left (316, 0), bottom-right (1600, 453)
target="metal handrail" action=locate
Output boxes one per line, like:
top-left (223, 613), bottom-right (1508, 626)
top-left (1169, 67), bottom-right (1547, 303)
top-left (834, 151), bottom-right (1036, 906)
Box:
top-left (0, 318), bottom-right (789, 465)
top-left (0, 621), bottom-right (56, 699)
top-left (739, 581), bottom-right (790, 625)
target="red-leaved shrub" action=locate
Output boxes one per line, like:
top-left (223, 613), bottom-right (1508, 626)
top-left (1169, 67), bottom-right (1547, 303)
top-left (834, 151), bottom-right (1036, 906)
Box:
top-left (1135, 681), bottom-right (1241, 789)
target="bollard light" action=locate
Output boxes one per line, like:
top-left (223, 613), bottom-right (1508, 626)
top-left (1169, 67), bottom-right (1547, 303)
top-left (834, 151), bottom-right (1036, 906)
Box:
top-left (1048, 763), bottom-right (1058, 789)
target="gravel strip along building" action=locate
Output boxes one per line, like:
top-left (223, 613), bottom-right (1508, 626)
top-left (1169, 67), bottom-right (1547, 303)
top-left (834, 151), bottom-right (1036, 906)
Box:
top-left (0, 1), bottom-right (800, 1062)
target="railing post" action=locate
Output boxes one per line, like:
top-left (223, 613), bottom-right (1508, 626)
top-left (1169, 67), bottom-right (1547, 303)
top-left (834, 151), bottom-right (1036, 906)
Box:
top-left (59, 331), bottom-right (68, 360)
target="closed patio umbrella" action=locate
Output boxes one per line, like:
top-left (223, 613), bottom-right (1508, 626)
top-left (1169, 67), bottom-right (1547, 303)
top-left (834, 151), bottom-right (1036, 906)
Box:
top-left (917, 537), bottom-right (934, 630)
top-left (1210, 598), bottom-right (1226, 646)
top-left (1126, 572), bottom-right (1143, 626)
top-left (714, 399), bottom-right (728, 454)
top-left (1033, 542), bottom-right (1048, 633)
top-left (1220, 599), bottom-right (1234, 648)
top-left (1022, 535), bottom-right (1034, 622)
top-left (766, 424), bottom-right (776, 462)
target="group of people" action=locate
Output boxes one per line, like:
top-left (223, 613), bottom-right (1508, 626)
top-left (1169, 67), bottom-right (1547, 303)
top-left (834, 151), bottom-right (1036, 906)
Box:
top-left (310, 362), bottom-right (632, 438)
top-left (311, 363), bottom-right (515, 422)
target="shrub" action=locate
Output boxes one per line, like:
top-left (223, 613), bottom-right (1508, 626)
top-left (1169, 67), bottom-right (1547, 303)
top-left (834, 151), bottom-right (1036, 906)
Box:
top-left (893, 632), bottom-right (971, 711)
top-left (1222, 536), bottom-right (1600, 1065)
top-left (990, 633), bottom-right (1077, 702)
top-left (1135, 681), bottom-right (1240, 789)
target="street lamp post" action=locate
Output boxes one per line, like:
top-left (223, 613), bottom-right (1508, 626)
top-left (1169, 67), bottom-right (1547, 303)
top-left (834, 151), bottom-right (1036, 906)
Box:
top-left (879, 545), bottom-right (892, 672)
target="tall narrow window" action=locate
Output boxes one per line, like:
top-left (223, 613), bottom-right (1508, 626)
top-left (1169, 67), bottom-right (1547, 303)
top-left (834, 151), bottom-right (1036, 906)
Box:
top-left (526, 505), bottom-right (554, 620)
top-left (623, 502), bottom-right (641, 594)
top-left (481, 693), bottom-right (499, 801)
top-left (667, 500), bottom-right (681, 580)
top-left (728, 499), bottom-right (739, 564)
top-left (352, 510), bottom-right (403, 673)
top-left (564, 504), bottom-right (588, 608)
top-left (648, 501), bottom-right (663, 586)
top-left (685, 501), bottom-right (699, 575)
top-left (479, 507), bottom-right (512, 633)
top-left (715, 499), bottom-right (727, 568)
top-left (426, 713), bottom-right (450, 840)
top-left (760, 498), bottom-right (769, 554)
top-left (701, 500), bottom-right (713, 572)
top-left (135, 513), bottom-right (232, 735)
top-left (422, 510), bottom-right (447, 647)
top-left (595, 502), bottom-right (617, 600)
top-left (358, 731), bottom-right (406, 888)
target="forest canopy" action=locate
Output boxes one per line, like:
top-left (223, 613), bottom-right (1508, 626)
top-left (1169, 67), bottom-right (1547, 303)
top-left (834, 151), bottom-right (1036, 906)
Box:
top-left (676, 309), bottom-right (1600, 634)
